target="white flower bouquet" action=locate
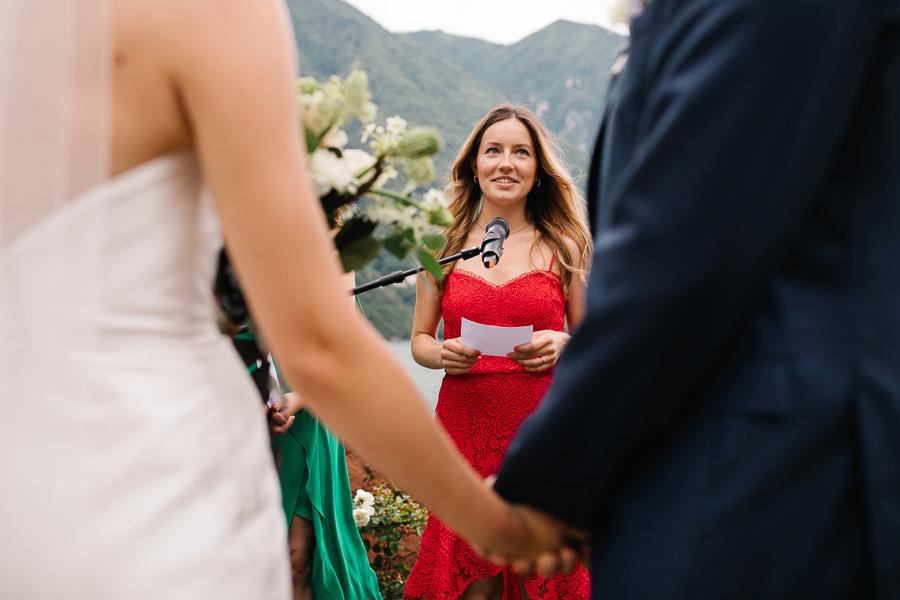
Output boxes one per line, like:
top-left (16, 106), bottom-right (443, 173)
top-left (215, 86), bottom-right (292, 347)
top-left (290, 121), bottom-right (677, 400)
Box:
top-left (298, 68), bottom-right (452, 278)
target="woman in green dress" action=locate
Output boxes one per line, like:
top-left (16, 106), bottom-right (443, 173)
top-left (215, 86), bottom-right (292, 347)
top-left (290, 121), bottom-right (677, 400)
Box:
top-left (273, 390), bottom-right (382, 600)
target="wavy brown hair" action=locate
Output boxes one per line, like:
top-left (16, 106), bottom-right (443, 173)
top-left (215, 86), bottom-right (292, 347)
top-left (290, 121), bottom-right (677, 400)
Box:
top-left (435, 104), bottom-right (592, 297)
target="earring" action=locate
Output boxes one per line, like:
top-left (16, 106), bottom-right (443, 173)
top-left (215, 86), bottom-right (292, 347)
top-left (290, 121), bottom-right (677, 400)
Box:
top-left (535, 179), bottom-right (542, 188)
top-left (474, 176), bottom-right (479, 184)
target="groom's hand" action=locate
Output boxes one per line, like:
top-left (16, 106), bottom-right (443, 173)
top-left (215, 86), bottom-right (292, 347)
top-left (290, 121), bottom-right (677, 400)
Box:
top-left (503, 504), bottom-right (589, 577)
top-left (476, 477), bottom-right (591, 576)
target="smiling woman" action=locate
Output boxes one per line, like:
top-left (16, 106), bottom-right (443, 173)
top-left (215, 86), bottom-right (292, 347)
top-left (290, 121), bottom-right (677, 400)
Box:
top-left (404, 104), bottom-right (594, 600)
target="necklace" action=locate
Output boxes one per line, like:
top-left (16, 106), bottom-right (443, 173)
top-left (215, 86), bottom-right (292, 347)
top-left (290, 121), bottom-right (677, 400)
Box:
top-left (475, 220), bottom-right (532, 235)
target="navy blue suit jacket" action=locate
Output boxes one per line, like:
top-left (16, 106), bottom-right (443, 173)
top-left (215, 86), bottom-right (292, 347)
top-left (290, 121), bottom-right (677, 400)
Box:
top-left (494, 1), bottom-right (900, 598)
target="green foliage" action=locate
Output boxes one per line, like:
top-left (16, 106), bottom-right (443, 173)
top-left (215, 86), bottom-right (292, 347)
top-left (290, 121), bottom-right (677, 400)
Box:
top-left (333, 215), bottom-right (380, 272)
top-left (355, 484), bottom-right (429, 600)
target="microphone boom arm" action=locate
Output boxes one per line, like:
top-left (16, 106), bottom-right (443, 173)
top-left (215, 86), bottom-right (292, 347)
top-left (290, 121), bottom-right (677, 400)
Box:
top-left (350, 247), bottom-right (482, 296)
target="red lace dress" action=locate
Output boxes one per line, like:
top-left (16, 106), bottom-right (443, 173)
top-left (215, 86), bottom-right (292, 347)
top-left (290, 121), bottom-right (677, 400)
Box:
top-left (404, 264), bottom-right (591, 600)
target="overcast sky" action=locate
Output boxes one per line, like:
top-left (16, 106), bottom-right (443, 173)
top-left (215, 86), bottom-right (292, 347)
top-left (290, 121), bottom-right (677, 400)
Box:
top-left (341, 0), bottom-right (626, 45)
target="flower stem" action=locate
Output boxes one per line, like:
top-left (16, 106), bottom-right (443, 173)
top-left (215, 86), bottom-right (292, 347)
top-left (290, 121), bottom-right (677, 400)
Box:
top-left (367, 187), bottom-right (418, 207)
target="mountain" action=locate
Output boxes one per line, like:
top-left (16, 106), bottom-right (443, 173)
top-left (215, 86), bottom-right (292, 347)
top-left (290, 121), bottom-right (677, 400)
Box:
top-left (405, 21), bottom-right (625, 172)
top-left (284, 0), bottom-right (625, 338)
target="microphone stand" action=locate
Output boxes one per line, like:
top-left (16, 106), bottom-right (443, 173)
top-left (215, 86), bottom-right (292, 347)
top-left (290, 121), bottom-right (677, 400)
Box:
top-left (350, 247), bottom-right (482, 296)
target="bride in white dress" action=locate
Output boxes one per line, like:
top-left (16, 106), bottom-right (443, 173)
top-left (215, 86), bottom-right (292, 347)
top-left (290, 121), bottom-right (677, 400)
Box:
top-left (0, 0), bottom-right (580, 597)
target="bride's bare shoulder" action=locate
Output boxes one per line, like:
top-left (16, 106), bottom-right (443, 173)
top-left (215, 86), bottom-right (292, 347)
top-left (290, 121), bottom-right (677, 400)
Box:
top-left (111, 0), bottom-right (297, 173)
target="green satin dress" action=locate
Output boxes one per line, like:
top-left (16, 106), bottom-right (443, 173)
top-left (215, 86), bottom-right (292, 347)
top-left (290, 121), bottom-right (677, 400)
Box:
top-left (272, 410), bottom-right (382, 599)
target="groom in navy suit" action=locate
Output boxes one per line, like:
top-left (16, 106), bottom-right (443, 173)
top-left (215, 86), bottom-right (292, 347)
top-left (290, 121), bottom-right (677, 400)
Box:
top-left (494, 0), bottom-right (900, 598)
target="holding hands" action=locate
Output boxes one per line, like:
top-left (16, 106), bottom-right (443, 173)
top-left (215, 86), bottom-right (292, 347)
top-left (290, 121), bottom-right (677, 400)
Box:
top-left (476, 497), bottom-right (590, 578)
top-left (269, 391), bottom-right (306, 435)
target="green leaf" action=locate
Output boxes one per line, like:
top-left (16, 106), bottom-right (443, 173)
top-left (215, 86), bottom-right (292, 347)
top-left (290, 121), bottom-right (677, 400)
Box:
top-left (382, 233), bottom-right (414, 259)
top-left (339, 237), bottom-right (382, 273)
top-left (334, 217), bottom-right (380, 272)
top-left (417, 249), bottom-right (444, 280)
top-left (422, 233), bottom-right (446, 251)
top-left (304, 126), bottom-right (320, 153)
top-left (389, 541), bottom-right (401, 554)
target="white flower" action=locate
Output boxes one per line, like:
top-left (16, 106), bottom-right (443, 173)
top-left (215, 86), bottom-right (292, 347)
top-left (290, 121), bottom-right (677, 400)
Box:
top-left (341, 68), bottom-right (377, 124)
top-left (354, 489), bottom-right (375, 507)
top-left (360, 123), bottom-right (378, 144)
top-left (294, 68), bottom-right (448, 277)
top-left (320, 126), bottom-right (349, 150)
top-left (410, 219), bottom-right (434, 240)
top-left (352, 507), bottom-right (371, 528)
top-left (298, 90), bottom-right (330, 138)
top-left (420, 189), bottom-right (447, 213)
top-left (342, 149), bottom-right (378, 179)
top-left (375, 165), bottom-right (398, 188)
top-left (360, 198), bottom-right (418, 229)
top-left (307, 148), bottom-right (357, 197)
top-left (385, 116), bottom-right (407, 135)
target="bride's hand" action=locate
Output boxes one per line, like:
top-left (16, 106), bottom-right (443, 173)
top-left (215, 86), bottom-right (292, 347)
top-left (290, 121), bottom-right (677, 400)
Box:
top-left (472, 478), bottom-right (590, 575)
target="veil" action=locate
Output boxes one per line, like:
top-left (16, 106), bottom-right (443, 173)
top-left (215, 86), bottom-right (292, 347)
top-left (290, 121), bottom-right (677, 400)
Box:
top-left (1, 2), bottom-right (110, 586)
top-left (0, 0), bottom-right (110, 247)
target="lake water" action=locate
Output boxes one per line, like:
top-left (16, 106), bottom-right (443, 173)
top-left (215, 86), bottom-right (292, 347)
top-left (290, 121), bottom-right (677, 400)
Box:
top-left (384, 339), bottom-right (443, 414)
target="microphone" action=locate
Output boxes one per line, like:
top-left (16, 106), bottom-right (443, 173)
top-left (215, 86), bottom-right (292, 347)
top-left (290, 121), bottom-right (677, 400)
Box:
top-left (480, 217), bottom-right (510, 269)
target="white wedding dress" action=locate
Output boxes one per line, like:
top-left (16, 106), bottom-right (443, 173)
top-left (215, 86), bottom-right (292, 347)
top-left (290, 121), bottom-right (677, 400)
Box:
top-left (0, 150), bottom-right (291, 598)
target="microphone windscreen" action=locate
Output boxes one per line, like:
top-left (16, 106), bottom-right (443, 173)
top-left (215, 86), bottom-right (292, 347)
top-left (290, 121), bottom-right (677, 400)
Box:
top-left (485, 217), bottom-right (510, 238)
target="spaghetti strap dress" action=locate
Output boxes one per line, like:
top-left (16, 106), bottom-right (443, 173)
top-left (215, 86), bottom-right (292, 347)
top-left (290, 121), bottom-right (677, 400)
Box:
top-left (404, 259), bottom-right (591, 600)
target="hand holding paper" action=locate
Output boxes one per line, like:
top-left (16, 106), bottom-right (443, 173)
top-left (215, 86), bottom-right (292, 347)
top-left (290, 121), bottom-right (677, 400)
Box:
top-left (460, 318), bottom-right (534, 357)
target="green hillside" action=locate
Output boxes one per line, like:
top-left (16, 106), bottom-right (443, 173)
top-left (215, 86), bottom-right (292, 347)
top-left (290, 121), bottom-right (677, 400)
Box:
top-left (406, 21), bottom-right (626, 177)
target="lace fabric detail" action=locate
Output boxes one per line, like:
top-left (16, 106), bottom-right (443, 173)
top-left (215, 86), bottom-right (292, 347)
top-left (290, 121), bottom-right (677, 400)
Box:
top-left (405, 271), bottom-right (590, 600)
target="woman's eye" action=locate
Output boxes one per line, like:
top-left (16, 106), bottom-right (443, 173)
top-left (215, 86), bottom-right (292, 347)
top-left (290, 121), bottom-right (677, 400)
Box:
top-left (516, 148), bottom-right (530, 156)
top-left (485, 147), bottom-right (499, 154)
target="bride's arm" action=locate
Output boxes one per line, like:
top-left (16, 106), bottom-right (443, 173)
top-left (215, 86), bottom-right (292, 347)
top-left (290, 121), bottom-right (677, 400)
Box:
top-left (159, 0), bottom-right (562, 558)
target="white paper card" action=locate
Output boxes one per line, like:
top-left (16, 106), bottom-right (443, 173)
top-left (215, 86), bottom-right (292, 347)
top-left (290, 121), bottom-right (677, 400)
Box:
top-left (460, 318), bottom-right (533, 357)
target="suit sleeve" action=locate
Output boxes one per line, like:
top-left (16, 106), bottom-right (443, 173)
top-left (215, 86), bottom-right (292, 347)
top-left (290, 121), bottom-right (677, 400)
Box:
top-left (493, 0), bottom-right (882, 528)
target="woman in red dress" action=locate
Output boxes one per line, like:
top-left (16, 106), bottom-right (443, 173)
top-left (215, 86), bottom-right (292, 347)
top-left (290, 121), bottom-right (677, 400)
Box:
top-left (405, 105), bottom-right (594, 600)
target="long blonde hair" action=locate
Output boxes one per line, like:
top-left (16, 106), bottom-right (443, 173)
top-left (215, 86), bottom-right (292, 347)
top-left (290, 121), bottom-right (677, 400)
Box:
top-left (436, 104), bottom-right (592, 296)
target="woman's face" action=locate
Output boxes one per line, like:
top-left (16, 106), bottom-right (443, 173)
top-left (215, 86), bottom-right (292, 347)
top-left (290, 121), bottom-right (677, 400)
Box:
top-left (472, 118), bottom-right (538, 208)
